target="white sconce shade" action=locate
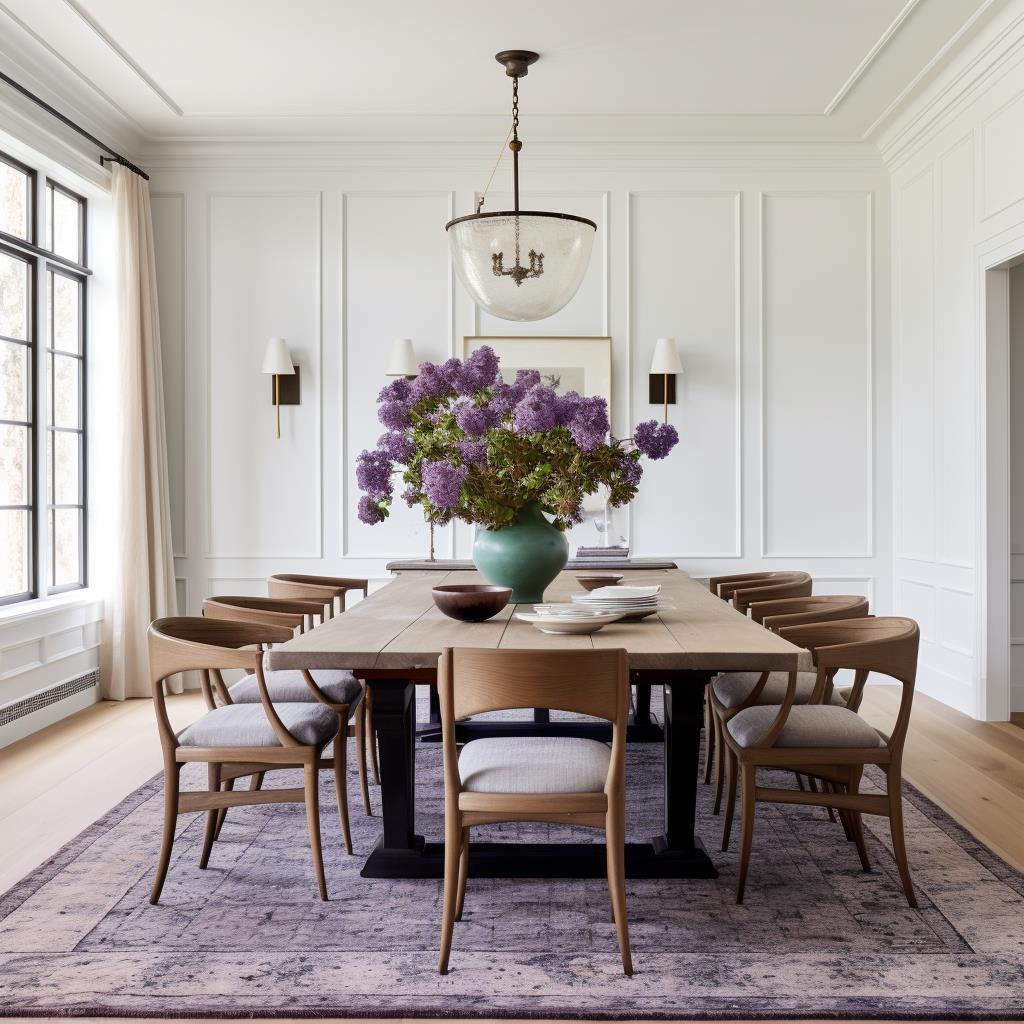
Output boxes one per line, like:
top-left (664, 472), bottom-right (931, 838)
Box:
top-left (386, 337), bottom-right (419, 377)
top-left (650, 337), bottom-right (684, 375)
top-left (262, 337), bottom-right (295, 375)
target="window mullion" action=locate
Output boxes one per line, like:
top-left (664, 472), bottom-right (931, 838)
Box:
top-left (32, 251), bottom-right (49, 595)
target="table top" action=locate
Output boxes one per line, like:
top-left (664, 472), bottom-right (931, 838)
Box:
top-left (386, 558), bottom-right (678, 572)
top-left (267, 568), bottom-right (806, 674)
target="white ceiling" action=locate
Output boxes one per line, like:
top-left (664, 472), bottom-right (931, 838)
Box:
top-left (0, 0), bottom-right (1004, 143)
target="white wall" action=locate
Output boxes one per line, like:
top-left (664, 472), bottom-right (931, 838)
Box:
top-left (145, 145), bottom-right (891, 616)
top-left (883, 1), bottom-right (1024, 718)
top-left (1010, 263), bottom-right (1024, 712)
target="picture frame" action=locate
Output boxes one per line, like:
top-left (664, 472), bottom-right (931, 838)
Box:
top-left (463, 336), bottom-right (612, 415)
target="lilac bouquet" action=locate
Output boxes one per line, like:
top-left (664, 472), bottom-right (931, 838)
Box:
top-left (356, 346), bottom-right (678, 531)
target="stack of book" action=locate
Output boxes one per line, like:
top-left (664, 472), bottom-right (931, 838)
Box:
top-left (576, 545), bottom-right (630, 560)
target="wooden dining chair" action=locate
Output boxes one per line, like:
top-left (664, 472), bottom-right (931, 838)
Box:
top-left (701, 571), bottom-right (813, 784)
top-left (709, 594), bottom-right (870, 817)
top-left (268, 574), bottom-right (380, 785)
top-left (147, 617), bottom-right (345, 903)
top-left (437, 647), bottom-right (632, 976)
top-left (717, 616), bottom-right (920, 906)
top-left (202, 596), bottom-right (372, 847)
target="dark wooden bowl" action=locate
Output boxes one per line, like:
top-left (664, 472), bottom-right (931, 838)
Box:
top-left (576, 574), bottom-right (624, 591)
top-left (431, 584), bottom-right (512, 622)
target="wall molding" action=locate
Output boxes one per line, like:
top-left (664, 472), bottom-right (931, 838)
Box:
top-left (204, 190), bottom-right (325, 560)
top-left (758, 190), bottom-right (875, 559)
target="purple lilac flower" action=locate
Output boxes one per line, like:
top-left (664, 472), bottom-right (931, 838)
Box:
top-left (401, 484), bottom-right (421, 507)
top-left (410, 362), bottom-right (455, 403)
top-left (377, 431), bottom-right (414, 464)
top-left (567, 395), bottom-right (610, 452)
top-left (377, 378), bottom-right (413, 404)
top-left (355, 449), bottom-right (393, 499)
top-left (378, 400), bottom-right (411, 431)
top-left (457, 440), bottom-right (487, 466)
top-left (454, 401), bottom-right (501, 436)
top-left (622, 458), bottom-right (643, 486)
top-left (421, 460), bottom-right (468, 510)
top-left (357, 494), bottom-right (385, 525)
top-left (513, 384), bottom-right (560, 434)
top-left (491, 369), bottom-right (542, 415)
top-left (556, 390), bottom-right (584, 426)
top-left (453, 346), bottom-right (500, 395)
top-left (633, 420), bottom-right (679, 460)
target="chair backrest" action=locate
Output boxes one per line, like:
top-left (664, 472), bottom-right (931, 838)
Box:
top-left (730, 571), bottom-right (813, 612)
top-left (203, 595), bottom-right (319, 633)
top-left (148, 617), bottom-right (296, 752)
top-left (268, 574), bottom-right (368, 615)
top-left (778, 616), bottom-right (920, 749)
top-left (751, 594), bottom-right (869, 630)
top-left (438, 647), bottom-right (629, 797)
top-left (708, 572), bottom-right (774, 599)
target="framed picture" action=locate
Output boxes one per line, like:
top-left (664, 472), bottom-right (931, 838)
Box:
top-left (463, 336), bottom-right (612, 414)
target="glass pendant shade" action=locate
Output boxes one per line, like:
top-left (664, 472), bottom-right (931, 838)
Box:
top-left (447, 211), bottom-right (596, 322)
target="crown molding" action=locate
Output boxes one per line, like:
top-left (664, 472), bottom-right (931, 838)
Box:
top-left (874, 3), bottom-right (1024, 169)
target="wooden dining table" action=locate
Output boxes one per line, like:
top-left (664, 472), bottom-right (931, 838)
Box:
top-left (266, 568), bottom-right (804, 881)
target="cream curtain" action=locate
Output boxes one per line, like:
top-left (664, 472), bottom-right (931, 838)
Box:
top-left (99, 165), bottom-right (178, 699)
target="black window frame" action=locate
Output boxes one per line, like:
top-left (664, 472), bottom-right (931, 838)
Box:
top-left (0, 150), bottom-right (90, 606)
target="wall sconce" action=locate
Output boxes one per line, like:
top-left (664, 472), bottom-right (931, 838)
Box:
top-left (261, 336), bottom-right (299, 439)
top-left (386, 337), bottom-right (419, 379)
top-left (649, 337), bottom-right (684, 424)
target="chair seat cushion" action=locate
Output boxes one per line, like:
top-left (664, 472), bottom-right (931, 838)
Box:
top-left (727, 705), bottom-right (884, 750)
top-left (177, 702), bottom-right (339, 748)
top-left (712, 671), bottom-right (844, 709)
top-left (459, 736), bottom-right (610, 794)
top-left (229, 669), bottom-right (361, 707)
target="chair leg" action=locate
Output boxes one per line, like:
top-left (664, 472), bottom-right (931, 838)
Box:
top-left (736, 763), bottom-right (757, 905)
top-left (333, 726), bottom-right (353, 855)
top-left (303, 761), bottom-right (328, 901)
top-left (438, 812), bottom-right (462, 974)
top-left (199, 763), bottom-right (222, 869)
top-left (212, 777), bottom-right (236, 841)
top-left (368, 698), bottom-right (381, 786)
top-left (795, 773), bottom-right (806, 791)
top-left (815, 778), bottom-right (841, 828)
top-left (150, 762), bottom-right (182, 905)
top-left (713, 710), bottom-right (726, 815)
top-left (703, 693), bottom-right (715, 784)
top-left (605, 806), bottom-right (633, 976)
top-left (250, 771), bottom-right (266, 791)
top-left (887, 771), bottom-right (917, 908)
top-left (846, 770), bottom-right (871, 872)
top-left (455, 826), bottom-right (470, 921)
top-left (355, 701), bottom-right (372, 816)
top-left (721, 746), bottom-right (738, 851)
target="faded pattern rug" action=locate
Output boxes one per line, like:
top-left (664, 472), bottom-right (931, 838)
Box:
top-left (2, 697), bottom-right (1024, 1019)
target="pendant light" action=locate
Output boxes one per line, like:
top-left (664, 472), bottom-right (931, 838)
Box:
top-left (446, 51), bottom-right (596, 322)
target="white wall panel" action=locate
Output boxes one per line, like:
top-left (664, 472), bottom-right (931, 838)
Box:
top-left (982, 89), bottom-right (1024, 219)
top-left (207, 193), bottom-right (322, 558)
top-left (898, 578), bottom-right (936, 642)
top-left (939, 587), bottom-right (975, 657)
top-left (151, 193), bottom-right (187, 557)
top-left (937, 138), bottom-right (976, 568)
top-left (629, 192), bottom-right (741, 557)
top-left (761, 192), bottom-right (872, 557)
top-left (895, 170), bottom-right (936, 563)
top-left (343, 193), bottom-right (454, 558)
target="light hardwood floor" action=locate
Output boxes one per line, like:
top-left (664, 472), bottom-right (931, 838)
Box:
top-left (1, 688), bottom-right (1022, 1024)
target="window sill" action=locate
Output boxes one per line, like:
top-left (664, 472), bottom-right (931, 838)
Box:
top-left (0, 589), bottom-right (102, 627)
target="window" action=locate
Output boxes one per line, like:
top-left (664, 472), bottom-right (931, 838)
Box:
top-left (0, 151), bottom-right (88, 604)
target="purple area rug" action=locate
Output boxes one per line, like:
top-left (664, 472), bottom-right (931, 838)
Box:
top-left (2, 697), bottom-right (1024, 1019)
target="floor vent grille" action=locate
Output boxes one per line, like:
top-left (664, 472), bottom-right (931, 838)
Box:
top-left (0, 670), bottom-right (99, 728)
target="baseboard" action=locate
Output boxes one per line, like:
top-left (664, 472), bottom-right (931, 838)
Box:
top-left (0, 670), bottom-right (99, 749)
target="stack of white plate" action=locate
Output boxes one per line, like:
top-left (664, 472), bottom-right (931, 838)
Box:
top-left (569, 585), bottom-right (667, 621)
top-left (515, 605), bottom-right (623, 635)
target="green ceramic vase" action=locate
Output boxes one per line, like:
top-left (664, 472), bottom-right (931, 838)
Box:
top-left (473, 502), bottom-right (570, 604)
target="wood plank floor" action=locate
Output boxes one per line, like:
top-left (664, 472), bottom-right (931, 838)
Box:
top-left (1, 687), bottom-right (1022, 1024)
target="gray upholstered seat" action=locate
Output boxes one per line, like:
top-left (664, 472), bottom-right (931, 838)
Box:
top-left (727, 705), bottom-right (884, 750)
top-left (229, 669), bottom-right (361, 708)
top-left (458, 736), bottom-right (610, 794)
top-left (712, 671), bottom-right (844, 709)
top-left (177, 702), bottom-right (339, 748)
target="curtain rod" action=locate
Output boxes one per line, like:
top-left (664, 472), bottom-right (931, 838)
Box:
top-left (0, 69), bottom-right (149, 180)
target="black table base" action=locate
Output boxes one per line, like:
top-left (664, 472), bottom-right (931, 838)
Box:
top-left (361, 670), bottom-right (717, 881)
